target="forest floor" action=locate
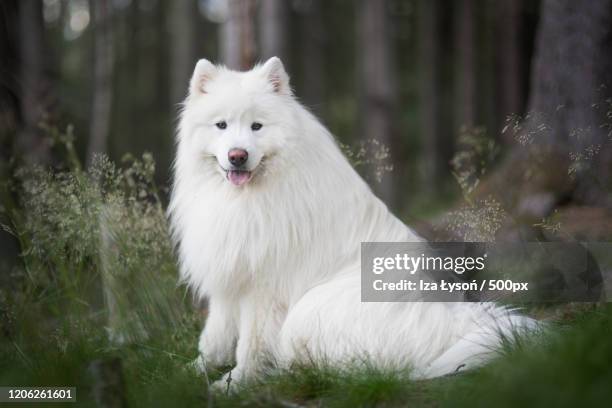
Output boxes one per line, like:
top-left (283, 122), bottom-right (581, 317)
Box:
top-left (2, 301), bottom-right (612, 407)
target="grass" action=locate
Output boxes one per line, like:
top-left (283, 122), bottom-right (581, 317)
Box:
top-left (1, 129), bottom-right (611, 407)
top-left (2, 304), bottom-right (612, 407)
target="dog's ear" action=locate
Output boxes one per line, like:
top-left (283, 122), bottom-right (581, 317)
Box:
top-left (189, 59), bottom-right (217, 96)
top-left (260, 57), bottom-right (291, 95)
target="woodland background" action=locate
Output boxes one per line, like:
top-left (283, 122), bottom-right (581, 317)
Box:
top-left (2, 0), bottom-right (612, 220)
top-left (1, 1), bottom-right (612, 407)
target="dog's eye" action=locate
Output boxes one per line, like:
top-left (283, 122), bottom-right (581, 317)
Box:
top-left (251, 122), bottom-right (263, 131)
top-left (215, 121), bottom-right (227, 130)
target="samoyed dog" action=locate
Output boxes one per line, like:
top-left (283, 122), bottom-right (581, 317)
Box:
top-left (169, 57), bottom-right (536, 390)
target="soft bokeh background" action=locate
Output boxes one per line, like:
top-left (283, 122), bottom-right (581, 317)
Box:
top-left (1, 2), bottom-right (612, 406)
top-left (2, 0), bottom-right (541, 207)
top-left (2, 0), bottom-right (611, 216)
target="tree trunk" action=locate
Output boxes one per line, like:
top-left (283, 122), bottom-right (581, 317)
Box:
top-left (418, 0), bottom-right (450, 193)
top-left (527, 0), bottom-right (612, 204)
top-left (18, 0), bottom-right (52, 163)
top-left (155, 0), bottom-right (169, 106)
top-left (221, 0), bottom-right (256, 70)
top-left (296, 0), bottom-right (325, 115)
top-left (357, 0), bottom-right (399, 207)
top-left (496, 0), bottom-right (525, 142)
top-left (87, 0), bottom-right (115, 167)
top-left (480, 1), bottom-right (499, 137)
top-left (454, 0), bottom-right (476, 128)
top-left (169, 0), bottom-right (195, 106)
top-left (0, 0), bottom-right (22, 274)
top-left (0, 0), bottom-right (20, 146)
top-left (259, 0), bottom-right (288, 62)
top-left (469, 0), bottom-right (612, 222)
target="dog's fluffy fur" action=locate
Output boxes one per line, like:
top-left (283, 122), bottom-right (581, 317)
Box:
top-left (169, 57), bottom-right (536, 389)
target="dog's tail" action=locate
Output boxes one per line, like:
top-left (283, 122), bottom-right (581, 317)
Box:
top-left (415, 307), bottom-right (541, 379)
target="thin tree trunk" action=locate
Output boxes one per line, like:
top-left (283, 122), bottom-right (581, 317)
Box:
top-left (481, 1), bottom-right (499, 138)
top-left (454, 0), bottom-right (476, 129)
top-left (259, 0), bottom-right (288, 61)
top-left (357, 0), bottom-right (399, 207)
top-left (169, 0), bottom-right (195, 105)
top-left (0, 0), bottom-right (22, 272)
top-left (87, 0), bottom-right (114, 166)
top-left (497, 0), bottom-right (524, 142)
top-left (0, 0), bottom-right (20, 144)
top-left (18, 0), bottom-right (52, 163)
top-left (169, 0), bottom-right (195, 106)
top-left (221, 0), bottom-right (256, 70)
top-left (297, 0), bottom-right (325, 115)
top-left (155, 0), bottom-right (169, 110)
top-left (418, 0), bottom-right (446, 192)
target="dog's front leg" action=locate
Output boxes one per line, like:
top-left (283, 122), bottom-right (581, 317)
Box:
top-left (195, 296), bottom-right (238, 371)
top-left (212, 294), bottom-right (283, 393)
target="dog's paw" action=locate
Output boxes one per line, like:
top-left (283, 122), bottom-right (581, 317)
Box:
top-left (198, 335), bottom-right (235, 367)
top-left (209, 371), bottom-right (239, 395)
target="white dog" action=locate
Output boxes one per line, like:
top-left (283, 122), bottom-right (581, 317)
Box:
top-left (169, 57), bottom-right (536, 390)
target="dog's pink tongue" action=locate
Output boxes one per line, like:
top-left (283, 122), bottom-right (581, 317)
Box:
top-left (228, 170), bottom-right (251, 186)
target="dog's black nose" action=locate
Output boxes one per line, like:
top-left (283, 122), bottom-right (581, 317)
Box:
top-left (228, 148), bottom-right (248, 167)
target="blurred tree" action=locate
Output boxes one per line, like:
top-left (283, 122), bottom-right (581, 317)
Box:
top-left (357, 0), bottom-right (399, 207)
top-left (18, 0), bottom-right (53, 164)
top-left (471, 0), bottom-right (612, 224)
top-left (295, 0), bottom-right (325, 115)
top-left (1, 0), bottom-right (53, 280)
top-left (259, 0), bottom-right (289, 62)
top-left (0, 0), bottom-right (20, 213)
top-left (0, 0), bottom-right (20, 154)
top-left (418, 0), bottom-right (452, 193)
top-left (496, 0), bottom-right (525, 142)
top-left (169, 0), bottom-right (196, 106)
top-left (154, 1), bottom-right (170, 115)
top-left (528, 0), bottom-right (612, 204)
top-left (454, 0), bottom-right (476, 128)
top-left (111, 0), bottom-right (141, 163)
top-left (480, 0), bottom-right (499, 137)
top-left (221, 0), bottom-right (256, 70)
top-left (87, 0), bottom-right (114, 166)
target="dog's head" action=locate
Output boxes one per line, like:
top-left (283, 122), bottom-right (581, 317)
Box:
top-left (179, 57), bottom-right (294, 187)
